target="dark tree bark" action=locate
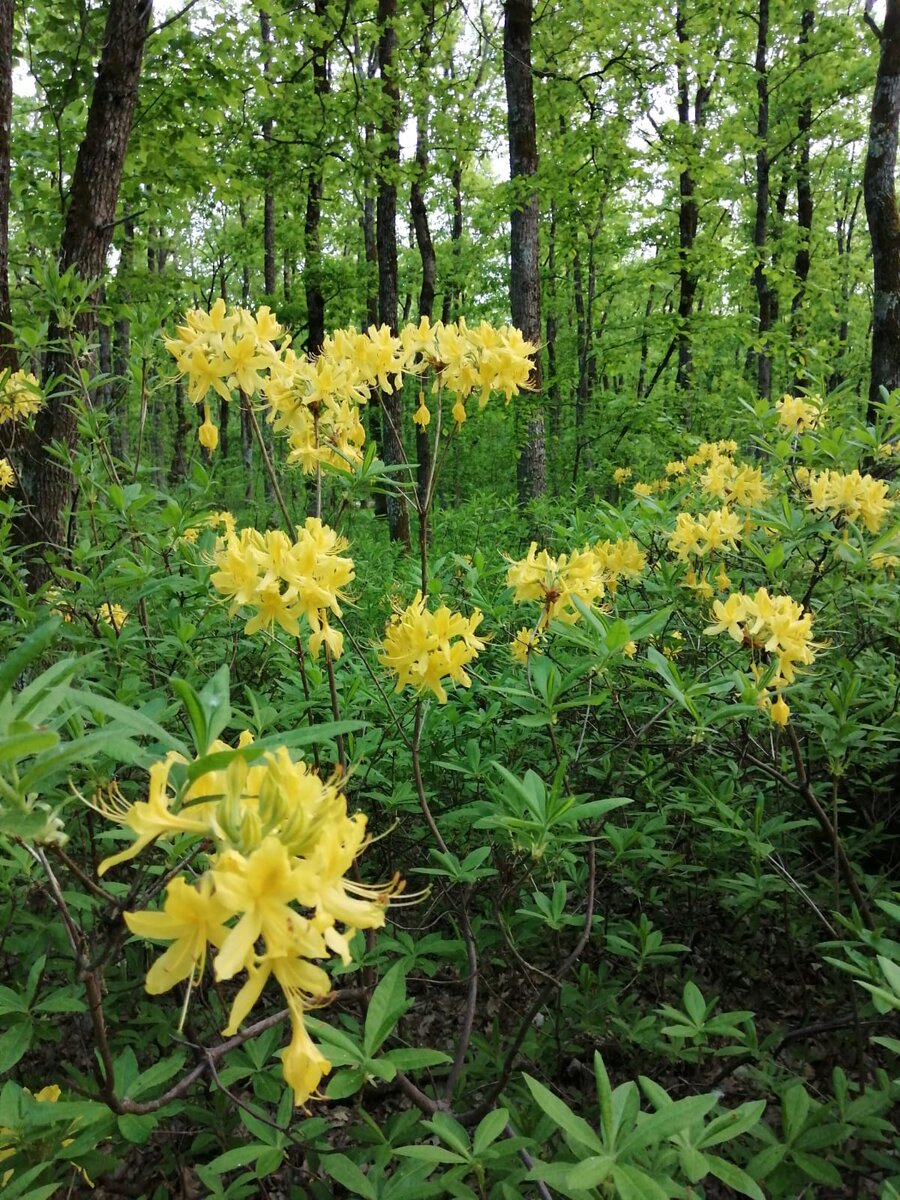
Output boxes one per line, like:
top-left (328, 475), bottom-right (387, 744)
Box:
top-left (674, 5), bottom-right (713, 399)
top-left (864, 0), bottom-right (900, 421)
top-left (503, 0), bottom-right (544, 502)
top-left (304, 0), bottom-right (328, 355)
top-left (410, 8), bottom-right (436, 501)
top-left (441, 161), bottom-right (463, 322)
top-left (260, 8), bottom-right (276, 299)
top-left (14, 0), bottom-right (151, 585)
top-left (546, 196), bottom-right (560, 487)
top-left (828, 177), bottom-right (862, 392)
top-left (0, 0), bottom-right (16, 374)
top-left (791, 5), bottom-right (814, 391)
top-left (376, 0), bottom-right (410, 545)
top-left (752, 0), bottom-right (772, 401)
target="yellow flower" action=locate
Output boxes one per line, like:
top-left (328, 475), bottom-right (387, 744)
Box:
top-left (413, 392), bottom-right (430, 428)
top-left (125, 876), bottom-right (232, 994)
top-left (806, 468), bottom-right (893, 534)
top-left (776, 393), bottom-right (822, 434)
top-left (770, 693), bottom-right (790, 726)
top-left (511, 625), bottom-right (543, 663)
top-left (613, 467), bottom-right (632, 484)
top-left (452, 397), bottom-right (467, 425)
top-left (97, 602), bottom-right (128, 632)
top-left (0, 457), bottom-right (14, 490)
top-left (0, 370), bottom-right (43, 425)
top-left (379, 591), bottom-right (484, 703)
top-left (199, 404), bottom-right (219, 451)
top-left (623, 640), bottom-right (637, 658)
top-left (633, 481), bottom-right (653, 497)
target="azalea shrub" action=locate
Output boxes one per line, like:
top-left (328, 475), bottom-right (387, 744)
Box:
top-left (0, 308), bottom-right (898, 1199)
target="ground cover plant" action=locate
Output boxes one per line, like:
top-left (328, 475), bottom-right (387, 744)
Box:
top-left (0, 295), bottom-right (898, 1199)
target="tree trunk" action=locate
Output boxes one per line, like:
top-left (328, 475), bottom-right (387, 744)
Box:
top-left (864, 1), bottom-right (900, 421)
top-left (304, 0), bottom-right (328, 355)
top-left (0, 0), bottom-right (16, 374)
top-left (15, 0), bottom-right (151, 586)
top-left (791, 5), bottom-right (814, 392)
top-left (376, 0), bottom-right (410, 546)
top-left (260, 8), bottom-right (276, 299)
top-left (752, 0), bottom-right (772, 401)
top-left (503, 0), bottom-right (544, 502)
top-left (442, 161), bottom-right (463, 322)
top-left (110, 214), bottom-right (133, 461)
top-left (410, 18), bottom-right (435, 502)
top-left (169, 377), bottom-right (188, 484)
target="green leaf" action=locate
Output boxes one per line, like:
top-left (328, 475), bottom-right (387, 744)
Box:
top-left (620, 1093), bottom-right (718, 1153)
top-left (394, 1145), bottom-right (468, 1165)
top-left (206, 1143), bottom-right (267, 1174)
top-left (473, 1108), bottom-right (509, 1156)
top-left (782, 1083), bottom-right (810, 1141)
top-left (117, 1112), bottom-right (158, 1144)
top-left (171, 677), bottom-right (208, 753)
top-left (566, 1153), bottom-right (617, 1189)
top-left (0, 1023), bottom-right (31, 1072)
top-left (0, 729), bottom-right (60, 763)
top-left (322, 1153), bottom-right (378, 1199)
top-left (523, 1073), bottom-right (603, 1154)
top-left (706, 1154), bottom-right (766, 1199)
top-left (382, 1048), bottom-right (451, 1070)
top-left (699, 1100), bottom-right (766, 1148)
top-left (0, 619), bottom-right (60, 700)
top-left (364, 963), bottom-right (410, 1056)
top-left (792, 1150), bottom-right (842, 1186)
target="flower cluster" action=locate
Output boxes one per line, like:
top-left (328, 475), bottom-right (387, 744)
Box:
top-left (164, 300), bottom-right (285, 449)
top-left (803, 468), bottom-right (894, 534)
top-left (379, 591), bottom-right (485, 703)
top-left (97, 602), bottom-right (128, 632)
top-left (700, 459), bottom-right (769, 507)
top-left (166, 304), bottom-right (537, 469)
top-left (667, 507), bottom-right (743, 562)
top-left (505, 538), bottom-right (646, 657)
top-left (776, 393), bottom-right (823, 434)
top-left (93, 740), bottom-right (398, 1104)
top-left (0, 370), bottom-right (42, 426)
top-left (211, 518), bottom-right (354, 657)
top-left (0, 457), bottom-right (14, 490)
top-left (704, 587), bottom-right (817, 724)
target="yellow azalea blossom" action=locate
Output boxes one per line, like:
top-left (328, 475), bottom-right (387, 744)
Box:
top-left (623, 640), bottom-right (637, 658)
top-left (199, 404), bottom-right (219, 451)
top-left (125, 876), bottom-right (232, 994)
top-left (413, 392), bottom-right (430, 428)
top-left (705, 587), bottom-right (816, 723)
top-left (511, 625), bottom-right (543, 663)
top-left (0, 370), bottom-right (43, 425)
top-left (211, 519), bottom-right (354, 657)
top-left (776, 393), bottom-right (822, 434)
top-left (805, 468), bottom-right (894, 534)
top-left (613, 467), bottom-right (632, 484)
top-left (91, 756), bottom-right (211, 875)
top-left (379, 591), bottom-right (484, 703)
top-left (633, 481), bottom-right (653, 497)
top-left (452, 396), bottom-right (467, 425)
top-left (0, 457), bottom-right (14, 490)
top-left (97, 602), bottom-right (128, 632)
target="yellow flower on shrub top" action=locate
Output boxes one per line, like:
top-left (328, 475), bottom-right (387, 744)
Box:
top-left (668, 507), bottom-right (742, 562)
top-left (511, 625), bottom-right (543, 663)
top-left (700, 459), bottom-right (770, 508)
top-left (210, 518), bottom-right (354, 657)
top-left (198, 404), bottom-right (219, 451)
top-left (379, 590), bottom-right (485, 703)
top-left (103, 738), bottom-right (400, 1105)
top-left (776, 393), bottom-right (822, 434)
top-left (804, 468), bottom-right (894, 534)
top-left (633, 481), bottom-right (653, 497)
top-left (665, 459), bottom-right (688, 477)
top-left (0, 457), bottom-right (14, 490)
top-left (506, 538), bottom-right (646, 630)
top-left (413, 392), bottom-right (430, 428)
top-left (124, 875), bottom-right (231, 994)
top-left (613, 467), bottom-right (632, 484)
top-left (704, 587), bottom-right (817, 723)
top-left (97, 602), bottom-right (128, 632)
top-left (0, 370), bottom-right (43, 425)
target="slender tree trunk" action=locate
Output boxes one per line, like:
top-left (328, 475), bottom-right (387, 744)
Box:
top-left (410, 16), bottom-right (436, 501)
top-left (864, 0), bottom-right (900, 421)
top-left (14, 0), bottom-right (151, 585)
top-left (504, 0), bottom-right (544, 502)
top-left (0, 0), bottom-right (16, 374)
top-left (109, 214), bottom-right (133, 461)
top-left (442, 161), bottom-right (463, 321)
top-left (260, 8), bottom-right (276, 298)
top-left (791, 5), bottom-right (814, 391)
top-left (752, 0), bottom-right (772, 401)
top-left (304, 0), bottom-right (328, 355)
top-left (169, 377), bottom-right (188, 484)
top-left (376, 0), bottom-right (410, 545)
top-left (546, 197), bottom-right (560, 488)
